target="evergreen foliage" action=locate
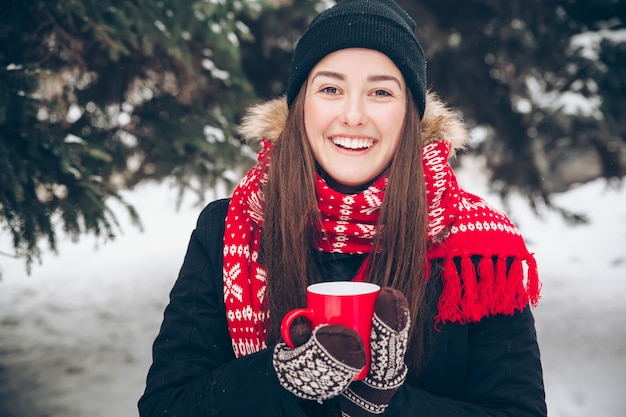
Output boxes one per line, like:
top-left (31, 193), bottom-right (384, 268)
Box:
top-left (402, 0), bottom-right (626, 206)
top-left (1, 0), bottom-right (625, 271)
top-left (1, 0), bottom-right (268, 270)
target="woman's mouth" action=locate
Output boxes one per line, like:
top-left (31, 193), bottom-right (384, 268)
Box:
top-left (330, 136), bottom-right (375, 150)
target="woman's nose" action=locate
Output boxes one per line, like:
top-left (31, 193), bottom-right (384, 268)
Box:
top-left (340, 96), bottom-right (367, 126)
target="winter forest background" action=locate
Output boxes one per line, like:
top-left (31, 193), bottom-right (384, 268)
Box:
top-left (1, 1), bottom-right (625, 416)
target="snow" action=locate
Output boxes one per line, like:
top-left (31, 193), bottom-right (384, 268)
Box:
top-left (1, 165), bottom-right (625, 416)
top-left (568, 28), bottom-right (626, 61)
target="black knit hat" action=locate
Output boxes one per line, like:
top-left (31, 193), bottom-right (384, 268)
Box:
top-left (286, 0), bottom-right (427, 117)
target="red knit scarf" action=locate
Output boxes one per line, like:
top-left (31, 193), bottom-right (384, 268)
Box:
top-left (223, 140), bottom-right (540, 357)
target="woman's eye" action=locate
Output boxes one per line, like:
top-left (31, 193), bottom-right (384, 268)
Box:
top-left (321, 86), bottom-right (338, 94)
top-left (373, 89), bottom-right (392, 97)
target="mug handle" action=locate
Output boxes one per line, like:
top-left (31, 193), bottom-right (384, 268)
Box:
top-left (280, 308), bottom-right (315, 348)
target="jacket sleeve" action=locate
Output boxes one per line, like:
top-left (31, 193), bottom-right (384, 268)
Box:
top-left (137, 199), bottom-right (314, 417)
top-left (385, 306), bottom-right (547, 417)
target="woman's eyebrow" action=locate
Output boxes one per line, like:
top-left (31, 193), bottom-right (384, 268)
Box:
top-left (368, 74), bottom-right (403, 89)
top-left (310, 70), bottom-right (345, 83)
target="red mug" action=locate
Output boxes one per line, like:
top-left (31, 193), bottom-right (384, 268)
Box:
top-left (280, 281), bottom-right (381, 380)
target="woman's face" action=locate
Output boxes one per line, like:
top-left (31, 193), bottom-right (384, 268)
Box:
top-left (304, 48), bottom-right (407, 192)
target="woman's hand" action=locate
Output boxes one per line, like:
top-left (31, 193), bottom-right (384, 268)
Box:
top-left (273, 323), bottom-right (366, 402)
top-left (340, 287), bottom-right (410, 416)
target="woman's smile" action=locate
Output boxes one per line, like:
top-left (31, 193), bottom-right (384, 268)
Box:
top-left (329, 135), bottom-right (377, 151)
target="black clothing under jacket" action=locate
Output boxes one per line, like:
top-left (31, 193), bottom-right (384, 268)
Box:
top-left (138, 198), bottom-right (547, 417)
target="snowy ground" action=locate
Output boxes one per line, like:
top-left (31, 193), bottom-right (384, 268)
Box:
top-left (1, 164), bottom-right (625, 417)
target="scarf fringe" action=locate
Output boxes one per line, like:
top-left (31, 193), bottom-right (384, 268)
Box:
top-left (435, 253), bottom-right (541, 326)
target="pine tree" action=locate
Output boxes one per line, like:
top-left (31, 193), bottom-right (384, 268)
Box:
top-left (399, 0), bottom-right (625, 209)
top-left (0, 0), bottom-right (273, 271)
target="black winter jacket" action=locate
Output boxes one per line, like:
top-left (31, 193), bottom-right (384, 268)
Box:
top-left (138, 198), bottom-right (547, 417)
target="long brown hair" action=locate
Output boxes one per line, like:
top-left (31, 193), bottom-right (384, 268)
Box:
top-left (263, 83), bottom-right (429, 374)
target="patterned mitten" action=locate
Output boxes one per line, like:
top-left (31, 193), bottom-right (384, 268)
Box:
top-left (340, 288), bottom-right (410, 416)
top-left (273, 324), bottom-right (366, 402)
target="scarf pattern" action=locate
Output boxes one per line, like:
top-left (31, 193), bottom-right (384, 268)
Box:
top-left (317, 175), bottom-right (386, 254)
top-left (223, 145), bottom-right (270, 357)
top-left (223, 140), bottom-right (540, 357)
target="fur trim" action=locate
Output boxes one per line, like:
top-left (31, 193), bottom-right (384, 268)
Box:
top-left (236, 91), bottom-right (468, 150)
top-left (420, 92), bottom-right (467, 151)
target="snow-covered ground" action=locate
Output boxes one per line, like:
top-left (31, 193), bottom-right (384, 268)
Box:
top-left (1, 163), bottom-right (625, 417)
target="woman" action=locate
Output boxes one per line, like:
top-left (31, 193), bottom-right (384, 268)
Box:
top-left (138, 1), bottom-right (547, 416)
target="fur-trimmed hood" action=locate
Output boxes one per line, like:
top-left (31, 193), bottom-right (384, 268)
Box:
top-left (236, 91), bottom-right (468, 150)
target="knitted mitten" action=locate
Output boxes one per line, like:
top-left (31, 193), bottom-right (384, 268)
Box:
top-left (340, 288), bottom-right (410, 416)
top-left (273, 324), bottom-right (366, 402)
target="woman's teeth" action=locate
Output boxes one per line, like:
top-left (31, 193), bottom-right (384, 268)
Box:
top-left (331, 137), bottom-right (374, 150)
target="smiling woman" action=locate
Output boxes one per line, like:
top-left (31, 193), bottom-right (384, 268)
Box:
top-left (304, 49), bottom-right (407, 191)
top-left (138, 1), bottom-right (547, 417)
